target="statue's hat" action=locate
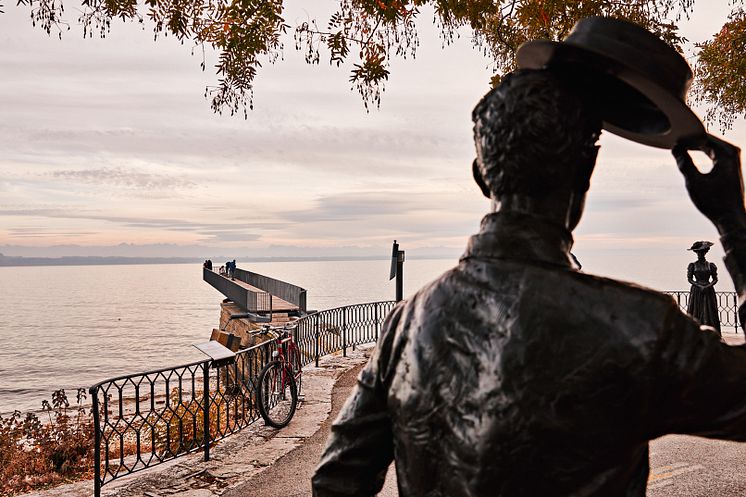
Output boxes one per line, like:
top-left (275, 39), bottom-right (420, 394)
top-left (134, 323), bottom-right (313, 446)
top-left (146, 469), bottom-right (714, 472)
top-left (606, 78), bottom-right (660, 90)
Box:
top-left (516, 16), bottom-right (705, 149)
top-left (688, 241), bottom-right (714, 251)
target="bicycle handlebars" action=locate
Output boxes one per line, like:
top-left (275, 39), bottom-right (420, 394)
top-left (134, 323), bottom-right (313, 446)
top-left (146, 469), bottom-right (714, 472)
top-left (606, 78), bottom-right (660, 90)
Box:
top-left (246, 322), bottom-right (296, 336)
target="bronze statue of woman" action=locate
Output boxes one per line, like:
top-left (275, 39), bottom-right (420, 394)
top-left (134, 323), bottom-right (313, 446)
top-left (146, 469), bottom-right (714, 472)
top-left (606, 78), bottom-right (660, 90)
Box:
top-left (687, 241), bottom-right (721, 337)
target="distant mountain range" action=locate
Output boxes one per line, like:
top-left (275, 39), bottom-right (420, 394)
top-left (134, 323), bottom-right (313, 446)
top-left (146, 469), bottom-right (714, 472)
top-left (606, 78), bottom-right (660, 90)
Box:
top-left (0, 243), bottom-right (463, 263)
top-left (0, 254), bottom-right (205, 266)
top-left (0, 254), bottom-right (456, 267)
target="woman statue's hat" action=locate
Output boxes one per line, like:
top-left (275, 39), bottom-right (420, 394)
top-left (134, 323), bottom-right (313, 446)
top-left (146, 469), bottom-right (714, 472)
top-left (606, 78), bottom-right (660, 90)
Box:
top-left (516, 16), bottom-right (705, 149)
top-left (688, 241), bottom-right (714, 251)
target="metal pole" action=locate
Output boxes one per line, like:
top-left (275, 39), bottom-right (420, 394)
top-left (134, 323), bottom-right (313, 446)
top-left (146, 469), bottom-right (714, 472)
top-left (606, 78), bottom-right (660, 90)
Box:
top-left (203, 361), bottom-right (210, 461)
top-left (91, 386), bottom-right (101, 497)
top-left (396, 251), bottom-right (404, 302)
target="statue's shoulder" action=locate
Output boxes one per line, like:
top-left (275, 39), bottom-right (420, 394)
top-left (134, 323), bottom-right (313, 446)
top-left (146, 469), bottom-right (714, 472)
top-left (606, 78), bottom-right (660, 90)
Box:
top-left (566, 270), bottom-right (677, 312)
top-left (391, 265), bottom-right (474, 325)
top-left (407, 266), bottom-right (464, 307)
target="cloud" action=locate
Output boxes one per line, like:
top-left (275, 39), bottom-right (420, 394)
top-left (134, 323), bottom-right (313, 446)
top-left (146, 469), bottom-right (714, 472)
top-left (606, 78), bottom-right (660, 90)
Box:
top-left (279, 190), bottom-right (484, 228)
top-left (198, 230), bottom-right (262, 243)
top-left (281, 192), bottom-right (421, 222)
top-left (0, 120), bottom-right (472, 184)
top-left (269, 190), bottom-right (484, 248)
top-left (0, 207), bottom-right (273, 243)
top-left (0, 242), bottom-right (227, 258)
top-left (6, 227), bottom-right (99, 238)
top-left (51, 167), bottom-right (196, 190)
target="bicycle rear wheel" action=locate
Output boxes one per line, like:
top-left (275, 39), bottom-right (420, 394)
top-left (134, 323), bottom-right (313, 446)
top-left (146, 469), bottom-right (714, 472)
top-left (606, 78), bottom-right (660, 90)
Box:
top-left (257, 360), bottom-right (298, 428)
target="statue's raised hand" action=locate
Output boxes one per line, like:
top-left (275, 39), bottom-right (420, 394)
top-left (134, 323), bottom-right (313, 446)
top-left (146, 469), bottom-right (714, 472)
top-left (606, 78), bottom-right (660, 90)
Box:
top-left (673, 135), bottom-right (746, 234)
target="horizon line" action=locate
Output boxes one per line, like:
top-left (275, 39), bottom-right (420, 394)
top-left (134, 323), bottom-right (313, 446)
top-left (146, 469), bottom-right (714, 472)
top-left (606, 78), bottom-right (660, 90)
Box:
top-left (0, 254), bottom-right (457, 267)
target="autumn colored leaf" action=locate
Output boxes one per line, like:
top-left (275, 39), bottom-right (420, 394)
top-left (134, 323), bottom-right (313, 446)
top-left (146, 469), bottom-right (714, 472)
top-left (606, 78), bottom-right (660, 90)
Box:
top-left (10, 0), bottom-right (745, 124)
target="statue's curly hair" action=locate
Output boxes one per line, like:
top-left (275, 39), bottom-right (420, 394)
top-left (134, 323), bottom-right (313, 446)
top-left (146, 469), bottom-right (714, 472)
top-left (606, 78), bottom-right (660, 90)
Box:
top-left (472, 69), bottom-right (601, 198)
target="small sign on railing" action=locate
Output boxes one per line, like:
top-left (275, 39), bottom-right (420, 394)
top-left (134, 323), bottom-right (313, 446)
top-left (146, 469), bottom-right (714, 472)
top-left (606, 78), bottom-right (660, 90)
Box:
top-left (193, 341), bottom-right (235, 367)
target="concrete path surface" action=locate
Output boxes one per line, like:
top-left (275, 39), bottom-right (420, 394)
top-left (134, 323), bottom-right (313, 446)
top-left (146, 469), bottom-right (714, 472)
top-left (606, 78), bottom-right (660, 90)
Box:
top-left (222, 351), bottom-right (398, 497)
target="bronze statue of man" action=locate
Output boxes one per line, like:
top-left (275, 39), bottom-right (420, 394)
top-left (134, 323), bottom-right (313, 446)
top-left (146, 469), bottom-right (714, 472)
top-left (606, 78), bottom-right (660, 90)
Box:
top-left (312, 17), bottom-right (746, 497)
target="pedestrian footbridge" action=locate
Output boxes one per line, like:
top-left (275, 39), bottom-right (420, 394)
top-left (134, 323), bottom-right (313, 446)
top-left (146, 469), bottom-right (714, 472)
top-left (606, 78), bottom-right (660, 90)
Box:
top-left (203, 266), bottom-right (307, 320)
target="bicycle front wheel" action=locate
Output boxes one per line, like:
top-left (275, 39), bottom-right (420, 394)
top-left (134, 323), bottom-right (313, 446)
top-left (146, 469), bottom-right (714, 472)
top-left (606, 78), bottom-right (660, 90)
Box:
top-left (257, 360), bottom-right (298, 428)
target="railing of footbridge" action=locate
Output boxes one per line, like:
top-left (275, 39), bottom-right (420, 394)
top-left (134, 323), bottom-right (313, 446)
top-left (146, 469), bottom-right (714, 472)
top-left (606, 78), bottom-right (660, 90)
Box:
top-left (88, 300), bottom-right (397, 496)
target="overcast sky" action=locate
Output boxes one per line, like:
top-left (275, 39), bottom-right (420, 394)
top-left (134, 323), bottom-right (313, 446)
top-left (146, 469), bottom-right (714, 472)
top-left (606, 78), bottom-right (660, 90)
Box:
top-left (1, 1), bottom-right (745, 289)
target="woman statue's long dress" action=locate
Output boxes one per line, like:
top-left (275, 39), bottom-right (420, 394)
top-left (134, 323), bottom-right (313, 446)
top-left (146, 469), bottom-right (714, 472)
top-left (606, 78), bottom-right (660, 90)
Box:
top-left (686, 241), bottom-right (722, 337)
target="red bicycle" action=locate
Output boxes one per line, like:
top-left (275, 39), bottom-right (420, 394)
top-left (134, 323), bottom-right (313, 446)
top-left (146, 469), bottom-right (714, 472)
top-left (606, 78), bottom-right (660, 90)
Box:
top-left (257, 323), bottom-right (303, 428)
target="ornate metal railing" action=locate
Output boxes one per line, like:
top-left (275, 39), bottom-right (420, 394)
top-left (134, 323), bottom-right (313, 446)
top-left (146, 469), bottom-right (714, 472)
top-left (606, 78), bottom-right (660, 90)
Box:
top-left (88, 341), bottom-right (274, 495)
top-left (89, 291), bottom-right (739, 495)
top-left (88, 300), bottom-right (397, 496)
top-left (294, 301), bottom-right (398, 366)
top-left (664, 291), bottom-right (740, 332)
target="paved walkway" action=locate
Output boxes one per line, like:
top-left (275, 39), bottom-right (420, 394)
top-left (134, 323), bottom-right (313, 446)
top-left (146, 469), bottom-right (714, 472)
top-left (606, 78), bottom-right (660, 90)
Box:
top-left (222, 353), bottom-right (398, 497)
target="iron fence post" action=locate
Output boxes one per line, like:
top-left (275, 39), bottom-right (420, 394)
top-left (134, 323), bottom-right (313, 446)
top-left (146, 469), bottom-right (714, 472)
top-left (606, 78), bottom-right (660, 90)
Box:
top-left (315, 313), bottom-right (320, 367)
top-left (90, 386), bottom-right (101, 497)
top-left (343, 307), bottom-right (347, 357)
top-left (375, 302), bottom-right (380, 342)
top-left (736, 293), bottom-right (740, 334)
top-left (203, 361), bottom-right (210, 461)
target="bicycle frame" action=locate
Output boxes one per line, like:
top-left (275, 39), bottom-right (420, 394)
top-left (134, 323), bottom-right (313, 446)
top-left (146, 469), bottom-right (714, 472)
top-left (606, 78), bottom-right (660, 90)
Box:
top-left (271, 328), bottom-right (302, 391)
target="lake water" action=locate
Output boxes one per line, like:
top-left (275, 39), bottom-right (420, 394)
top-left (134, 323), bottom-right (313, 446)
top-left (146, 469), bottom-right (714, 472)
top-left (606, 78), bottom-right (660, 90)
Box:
top-left (0, 259), bottom-right (454, 413)
top-left (0, 255), bottom-right (714, 414)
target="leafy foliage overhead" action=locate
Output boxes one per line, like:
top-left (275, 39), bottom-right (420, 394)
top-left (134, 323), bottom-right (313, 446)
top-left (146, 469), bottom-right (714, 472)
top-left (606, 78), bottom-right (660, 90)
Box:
top-left (9, 0), bottom-right (746, 126)
top-left (693, 7), bottom-right (746, 130)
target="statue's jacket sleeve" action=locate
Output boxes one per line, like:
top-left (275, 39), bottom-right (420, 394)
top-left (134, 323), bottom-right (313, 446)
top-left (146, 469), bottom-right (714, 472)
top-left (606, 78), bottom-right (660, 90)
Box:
top-left (311, 302), bottom-right (405, 497)
top-left (648, 305), bottom-right (746, 439)
top-left (650, 227), bottom-right (746, 438)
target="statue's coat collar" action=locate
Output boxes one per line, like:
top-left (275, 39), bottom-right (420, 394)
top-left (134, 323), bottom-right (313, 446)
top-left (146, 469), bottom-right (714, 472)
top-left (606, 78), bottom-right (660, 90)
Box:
top-left (462, 211), bottom-right (575, 268)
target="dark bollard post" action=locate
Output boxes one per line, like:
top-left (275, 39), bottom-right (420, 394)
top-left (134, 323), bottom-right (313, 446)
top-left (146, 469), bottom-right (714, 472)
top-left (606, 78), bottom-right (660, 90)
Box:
top-left (396, 256), bottom-right (404, 302)
top-left (203, 361), bottom-right (210, 461)
top-left (91, 386), bottom-right (101, 497)
top-left (389, 240), bottom-right (405, 302)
